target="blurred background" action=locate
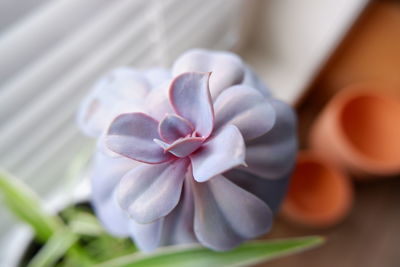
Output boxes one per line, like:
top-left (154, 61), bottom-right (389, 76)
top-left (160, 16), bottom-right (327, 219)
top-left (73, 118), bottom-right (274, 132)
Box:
top-left (0, 0), bottom-right (399, 266)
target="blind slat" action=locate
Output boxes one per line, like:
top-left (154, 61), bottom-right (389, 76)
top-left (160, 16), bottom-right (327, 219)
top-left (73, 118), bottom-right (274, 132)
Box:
top-left (0, 0), bottom-right (111, 82)
top-left (164, 0), bottom-right (227, 60)
top-left (0, 0), bottom-right (144, 122)
top-left (1, 111), bottom-right (75, 169)
top-left (0, 0), bottom-right (49, 31)
top-left (16, 127), bottom-right (80, 179)
top-left (0, 13), bottom-right (155, 155)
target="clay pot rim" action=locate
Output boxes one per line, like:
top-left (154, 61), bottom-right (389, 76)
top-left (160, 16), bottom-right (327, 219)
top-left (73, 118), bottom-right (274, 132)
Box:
top-left (328, 83), bottom-right (400, 175)
top-left (283, 151), bottom-right (353, 228)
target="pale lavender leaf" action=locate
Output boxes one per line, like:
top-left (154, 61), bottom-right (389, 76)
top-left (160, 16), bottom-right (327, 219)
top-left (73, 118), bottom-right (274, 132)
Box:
top-left (192, 175), bottom-right (272, 251)
top-left (77, 68), bottom-right (151, 137)
top-left (117, 159), bottom-right (189, 224)
top-left (164, 137), bottom-right (204, 158)
top-left (225, 169), bottom-right (291, 213)
top-left (145, 81), bottom-right (175, 121)
top-left (214, 85), bottom-right (275, 140)
top-left (90, 152), bottom-right (139, 237)
top-left (143, 68), bottom-right (171, 89)
top-left (93, 192), bottom-right (130, 237)
top-left (106, 113), bottom-right (174, 164)
top-left (96, 133), bottom-right (122, 158)
top-left (158, 114), bottom-right (193, 143)
top-left (154, 136), bottom-right (204, 158)
top-left (160, 177), bottom-right (197, 246)
top-left (129, 218), bottom-right (164, 252)
top-left (91, 152), bottom-right (140, 203)
top-left (242, 139), bottom-right (297, 179)
top-left (172, 49), bottom-right (244, 99)
top-left (170, 72), bottom-right (214, 138)
top-left (190, 125), bottom-right (245, 182)
top-left (153, 138), bottom-right (169, 150)
top-left (242, 99), bottom-right (297, 179)
top-left (242, 65), bottom-right (270, 97)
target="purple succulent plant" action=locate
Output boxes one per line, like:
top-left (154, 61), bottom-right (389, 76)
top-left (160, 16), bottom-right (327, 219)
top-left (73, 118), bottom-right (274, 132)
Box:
top-left (77, 49), bottom-right (297, 252)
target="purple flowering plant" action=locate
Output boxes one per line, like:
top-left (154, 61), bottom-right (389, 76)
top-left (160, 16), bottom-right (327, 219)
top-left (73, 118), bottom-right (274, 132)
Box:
top-left (77, 49), bottom-right (298, 252)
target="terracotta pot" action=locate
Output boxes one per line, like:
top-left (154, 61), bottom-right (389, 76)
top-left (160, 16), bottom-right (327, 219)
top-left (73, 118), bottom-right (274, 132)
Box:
top-left (282, 151), bottom-right (353, 228)
top-left (310, 84), bottom-right (400, 177)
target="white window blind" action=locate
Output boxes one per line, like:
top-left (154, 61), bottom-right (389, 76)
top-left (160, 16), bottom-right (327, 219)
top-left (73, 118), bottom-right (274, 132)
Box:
top-left (0, 0), bottom-right (243, 264)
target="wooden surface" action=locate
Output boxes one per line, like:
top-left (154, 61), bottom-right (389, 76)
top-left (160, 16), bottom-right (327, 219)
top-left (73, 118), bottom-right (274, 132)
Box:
top-left (261, 1), bottom-right (400, 266)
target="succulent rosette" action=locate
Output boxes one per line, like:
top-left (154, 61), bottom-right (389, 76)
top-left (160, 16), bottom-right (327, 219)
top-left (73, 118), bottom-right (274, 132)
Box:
top-left (77, 49), bottom-right (297, 252)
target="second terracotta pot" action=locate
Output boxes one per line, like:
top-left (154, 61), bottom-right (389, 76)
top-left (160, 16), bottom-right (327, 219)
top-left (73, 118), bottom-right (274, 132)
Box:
top-left (310, 84), bottom-right (400, 177)
top-left (282, 151), bottom-right (353, 228)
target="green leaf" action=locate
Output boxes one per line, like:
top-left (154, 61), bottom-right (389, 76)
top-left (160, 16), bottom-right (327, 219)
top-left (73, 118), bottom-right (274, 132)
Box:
top-left (75, 234), bottom-right (137, 264)
top-left (0, 169), bottom-right (62, 241)
top-left (27, 230), bottom-right (78, 267)
top-left (95, 236), bottom-right (324, 267)
top-left (66, 210), bottom-right (105, 236)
